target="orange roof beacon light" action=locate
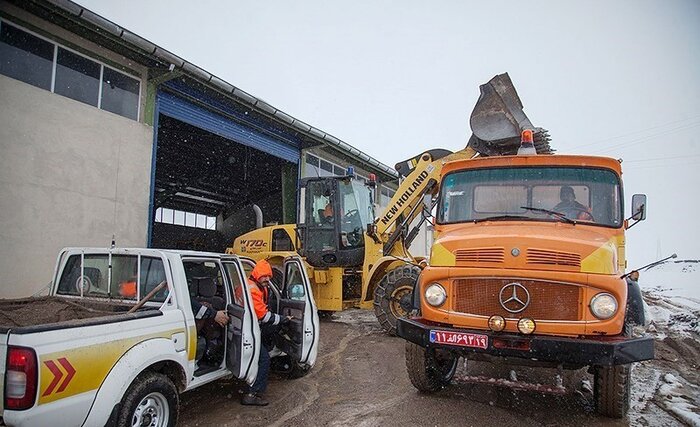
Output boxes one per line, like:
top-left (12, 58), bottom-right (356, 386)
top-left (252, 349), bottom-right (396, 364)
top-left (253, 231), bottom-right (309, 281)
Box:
top-left (517, 129), bottom-right (537, 155)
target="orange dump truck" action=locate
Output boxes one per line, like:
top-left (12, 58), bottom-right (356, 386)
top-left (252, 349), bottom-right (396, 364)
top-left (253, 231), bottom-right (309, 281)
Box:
top-left (398, 151), bottom-right (654, 418)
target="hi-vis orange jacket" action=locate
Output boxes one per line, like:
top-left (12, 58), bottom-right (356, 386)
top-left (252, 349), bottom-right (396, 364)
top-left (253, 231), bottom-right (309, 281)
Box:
top-left (248, 259), bottom-right (282, 326)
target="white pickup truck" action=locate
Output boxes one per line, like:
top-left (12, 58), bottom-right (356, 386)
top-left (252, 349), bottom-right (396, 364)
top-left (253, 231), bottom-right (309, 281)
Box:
top-left (0, 248), bottom-right (319, 427)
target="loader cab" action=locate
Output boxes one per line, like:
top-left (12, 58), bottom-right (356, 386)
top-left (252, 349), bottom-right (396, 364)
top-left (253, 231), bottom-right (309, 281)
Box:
top-left (297, 176), bottom-right (373, 268)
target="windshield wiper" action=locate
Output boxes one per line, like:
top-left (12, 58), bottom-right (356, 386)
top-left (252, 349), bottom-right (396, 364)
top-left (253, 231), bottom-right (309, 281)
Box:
top-left (520, 206), bottom-right (576, 224)
top-left (473, 215), bottom-right (530, 223)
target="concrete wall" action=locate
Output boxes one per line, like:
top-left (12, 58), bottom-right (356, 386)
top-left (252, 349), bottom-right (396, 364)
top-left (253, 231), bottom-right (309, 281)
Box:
top-left (0, 75), bottom-right (153, 297)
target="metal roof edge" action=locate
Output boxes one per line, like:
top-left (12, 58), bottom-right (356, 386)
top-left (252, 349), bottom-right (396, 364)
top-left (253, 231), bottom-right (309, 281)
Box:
top-left (44, 0), bottom-right (398, 179)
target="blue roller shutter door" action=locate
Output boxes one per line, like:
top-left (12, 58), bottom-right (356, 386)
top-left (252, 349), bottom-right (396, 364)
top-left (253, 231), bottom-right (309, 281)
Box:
top-left (156, 91), bottom-right (300, 163)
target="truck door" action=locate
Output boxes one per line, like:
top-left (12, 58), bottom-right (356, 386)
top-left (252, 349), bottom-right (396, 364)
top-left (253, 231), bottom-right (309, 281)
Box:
top-left (280, 256), bottom-right (320, 366)
top-left (222, 259), bottom-right (260, 384)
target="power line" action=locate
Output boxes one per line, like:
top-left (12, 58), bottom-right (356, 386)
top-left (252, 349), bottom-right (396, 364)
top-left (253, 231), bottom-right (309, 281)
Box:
top-left (589, 121), bottom-right (700, 155)
top-left (624, 154), bottom-right (700, 163)
top-left (568, 114), bottom-right (700, 151)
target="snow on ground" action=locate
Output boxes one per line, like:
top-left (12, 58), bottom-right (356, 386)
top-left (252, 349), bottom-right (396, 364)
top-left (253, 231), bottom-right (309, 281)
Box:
top-left (629, 259), bottom-right (700, 426)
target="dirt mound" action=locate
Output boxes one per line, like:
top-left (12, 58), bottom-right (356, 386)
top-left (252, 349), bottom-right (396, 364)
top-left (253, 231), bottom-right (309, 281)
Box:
top-left (0, 296), bottom-right (124, 328)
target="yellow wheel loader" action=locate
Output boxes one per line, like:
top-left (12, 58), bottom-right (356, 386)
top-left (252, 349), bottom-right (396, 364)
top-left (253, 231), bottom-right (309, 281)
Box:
top-left (227, 73), bottom-right (553, 334)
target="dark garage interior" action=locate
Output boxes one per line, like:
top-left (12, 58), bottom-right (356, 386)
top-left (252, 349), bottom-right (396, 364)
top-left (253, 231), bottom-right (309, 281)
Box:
top-left (150, 114), bottom-right (297, 252)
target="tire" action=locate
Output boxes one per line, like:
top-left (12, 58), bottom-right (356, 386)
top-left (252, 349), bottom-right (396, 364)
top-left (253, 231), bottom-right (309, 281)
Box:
top-left (288, 362), bottom-right (312, 379)
top-left (373, 265), bottom-right (420, 335)
top-left (593, 363), bottom-right (631, 418)
top-left (405, 342), bottom-right (458, 393)
top-left (117, 372), bottom-right (178, 427)
top-left (593, 321), bottom-right (632, 418)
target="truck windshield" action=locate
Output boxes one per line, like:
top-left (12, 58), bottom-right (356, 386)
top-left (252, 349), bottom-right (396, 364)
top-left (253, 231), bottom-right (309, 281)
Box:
top-left (438, 167), bottom-right (623, 227)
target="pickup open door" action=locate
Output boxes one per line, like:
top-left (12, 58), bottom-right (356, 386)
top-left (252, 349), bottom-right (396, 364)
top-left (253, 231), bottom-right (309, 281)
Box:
top-left (279, 256), bottom-right (319, 366)
top-left (222, 258), bottom-right (261, 385)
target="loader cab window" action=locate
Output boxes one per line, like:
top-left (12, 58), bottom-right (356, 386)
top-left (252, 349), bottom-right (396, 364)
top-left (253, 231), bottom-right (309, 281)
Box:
top-left (272, 229), bottom-right (293, 251)
top-left (338, 179), bottom-right (371, 249)
top-left (304, 180), bottom-right (336, 253)
top-left (308, 181), bottom-right (334, 226)
top-left (438, 167), bottom-right (623, 228)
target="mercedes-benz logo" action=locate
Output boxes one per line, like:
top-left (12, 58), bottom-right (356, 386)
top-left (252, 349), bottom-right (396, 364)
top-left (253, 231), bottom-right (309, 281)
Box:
top-left (499, 282), bottom-right (530, 313)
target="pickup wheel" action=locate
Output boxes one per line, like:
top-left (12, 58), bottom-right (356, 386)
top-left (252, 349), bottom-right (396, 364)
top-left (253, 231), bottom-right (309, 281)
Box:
top-left (118, 372), bottom-right (178, 427)
top-left (405, 342), bottom-right (458, 393)
top-left (374, 265), bottom-right (420, 335)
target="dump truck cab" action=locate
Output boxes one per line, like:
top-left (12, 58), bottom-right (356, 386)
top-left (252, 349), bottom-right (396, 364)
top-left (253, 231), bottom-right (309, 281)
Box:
top-left (398, 153), bottom-right (653, 418)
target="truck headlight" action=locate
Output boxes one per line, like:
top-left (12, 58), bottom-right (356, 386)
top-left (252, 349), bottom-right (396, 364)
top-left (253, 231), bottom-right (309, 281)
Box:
top-left (590, 293), bottom-right (618, 319)
top-left (425, 283), bottom-right (447, 307)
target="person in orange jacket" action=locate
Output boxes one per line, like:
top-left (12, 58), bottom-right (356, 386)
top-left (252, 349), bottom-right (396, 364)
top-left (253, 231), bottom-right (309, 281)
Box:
top-left (241, 259), bottom-right (291, 406)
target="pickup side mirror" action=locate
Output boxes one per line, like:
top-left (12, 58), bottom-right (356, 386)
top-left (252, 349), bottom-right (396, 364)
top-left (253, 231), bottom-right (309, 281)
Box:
top-left (626, 194), bottom-right (647, 229)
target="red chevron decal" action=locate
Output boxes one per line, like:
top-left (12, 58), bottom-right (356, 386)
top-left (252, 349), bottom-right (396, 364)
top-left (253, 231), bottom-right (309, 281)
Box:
top-left (42, 360), bottom-right (63, 396)
top-left (56, 358), bottom-right (76, 392)
top-left (42, 357), bottom-right (76, 396)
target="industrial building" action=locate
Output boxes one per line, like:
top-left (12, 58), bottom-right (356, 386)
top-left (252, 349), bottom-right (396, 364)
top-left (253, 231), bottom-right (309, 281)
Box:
top-left (0, 0), bottom-right (408, 298)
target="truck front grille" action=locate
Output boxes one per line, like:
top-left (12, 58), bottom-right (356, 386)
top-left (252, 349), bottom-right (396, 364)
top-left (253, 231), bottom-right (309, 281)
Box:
top-left (452, 278), bottom-right (583, 321)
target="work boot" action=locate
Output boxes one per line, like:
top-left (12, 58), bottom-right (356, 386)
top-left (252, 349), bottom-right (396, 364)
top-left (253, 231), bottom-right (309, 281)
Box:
top-left (241, 393), bottom-right (269, 406)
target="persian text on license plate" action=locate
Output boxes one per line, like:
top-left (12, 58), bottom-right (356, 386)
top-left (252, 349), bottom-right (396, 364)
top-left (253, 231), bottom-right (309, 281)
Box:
top-left (429, 330), bottom-right (488, 349)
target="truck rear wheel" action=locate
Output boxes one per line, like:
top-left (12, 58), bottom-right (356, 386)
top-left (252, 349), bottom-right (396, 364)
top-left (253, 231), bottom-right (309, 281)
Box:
top-left (593, 363), bottom-right (631, 418)
top-left (374, 265), bottom-right (420, 335)
top-left (405, 342), bottom-right (458, 393)
top-left (117, 371), bottom-right (178, 427)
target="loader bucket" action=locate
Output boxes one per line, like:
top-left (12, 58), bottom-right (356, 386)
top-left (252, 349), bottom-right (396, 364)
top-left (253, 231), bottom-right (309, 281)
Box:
top-left (468, 73), bottom-right (552, 156)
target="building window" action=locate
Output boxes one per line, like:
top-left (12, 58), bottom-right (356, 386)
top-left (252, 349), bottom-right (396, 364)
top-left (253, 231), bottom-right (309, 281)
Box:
top-left (304, 153), bottom-right (367, 180)
top-left (155, 207), bottom-right (216, 230)
top-left (101, 67), bottom-right (140, 120)
top-left (55, 47), bottom-right (101, 106)
top-left (0, 22), bottom-right (53, 90)
top-left (0, 20), bottom-right (141, 120)
top-left (380, 187), bottom-right (395, 207)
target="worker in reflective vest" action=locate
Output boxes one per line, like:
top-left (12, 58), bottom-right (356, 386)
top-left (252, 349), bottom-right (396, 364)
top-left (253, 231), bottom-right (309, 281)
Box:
top-left (241, 259), bottom-right (291, 406)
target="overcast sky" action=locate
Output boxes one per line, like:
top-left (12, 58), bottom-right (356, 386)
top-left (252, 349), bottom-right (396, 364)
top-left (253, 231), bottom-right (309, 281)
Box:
top-left (79, 0), bottom-right (699, 266)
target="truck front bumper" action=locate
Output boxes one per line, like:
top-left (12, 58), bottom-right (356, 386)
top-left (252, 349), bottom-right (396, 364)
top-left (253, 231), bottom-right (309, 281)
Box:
top-left (397, 317), bottom-right (654, 366)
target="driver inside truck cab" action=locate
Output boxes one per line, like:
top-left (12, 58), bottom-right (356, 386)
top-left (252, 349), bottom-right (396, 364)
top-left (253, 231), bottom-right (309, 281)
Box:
top-left (553, 186), bottom-right (594, 221)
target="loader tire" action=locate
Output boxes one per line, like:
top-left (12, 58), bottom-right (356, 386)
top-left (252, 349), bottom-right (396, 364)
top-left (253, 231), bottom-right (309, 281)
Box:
top-left (593, 363), bottom-right (631, 418)
top-left (374, 265), bottom-right (420, 335)
top-left (405, 342), bottom-right (458, 393)
top-left (117, 371), bottom-right (178, 427)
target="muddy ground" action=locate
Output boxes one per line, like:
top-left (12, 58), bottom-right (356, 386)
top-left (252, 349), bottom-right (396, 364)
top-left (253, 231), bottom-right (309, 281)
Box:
top-left (180, 308), bottom-right (699, 426)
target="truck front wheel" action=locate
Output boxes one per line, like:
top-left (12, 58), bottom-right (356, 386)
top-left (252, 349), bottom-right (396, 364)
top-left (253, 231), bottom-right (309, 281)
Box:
top-left (117, 371), bottom-right (179, 427)
top-left (405, 342), bottom-right (458, 393)
top-left (593, 363), bottom-right (631, 418)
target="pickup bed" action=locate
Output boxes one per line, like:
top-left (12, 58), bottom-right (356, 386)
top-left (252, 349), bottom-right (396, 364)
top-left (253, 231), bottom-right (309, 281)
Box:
top-left (0, 248), bottom-right (318, 426)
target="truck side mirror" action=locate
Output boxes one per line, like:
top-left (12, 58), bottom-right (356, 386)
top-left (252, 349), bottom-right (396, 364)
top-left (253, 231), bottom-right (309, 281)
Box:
top-left (631, 194), bottom-right (647, 221)
top-left (626, 194), bottom-right (647, 229)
